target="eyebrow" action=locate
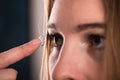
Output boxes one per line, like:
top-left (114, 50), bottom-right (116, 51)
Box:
top-left (47, 23), bottom-right (106, 32)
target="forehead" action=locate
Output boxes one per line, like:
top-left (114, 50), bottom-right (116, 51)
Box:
top-left (48, 0), bottom-right (105, 31)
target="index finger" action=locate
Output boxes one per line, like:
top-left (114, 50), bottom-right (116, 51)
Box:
top-left (0, 39), bottom-right (41, 69)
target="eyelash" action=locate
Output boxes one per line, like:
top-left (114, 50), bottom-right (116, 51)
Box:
top-left (48, 33), bottom-right (105, 50)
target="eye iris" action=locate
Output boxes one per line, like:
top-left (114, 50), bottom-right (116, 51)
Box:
top-left (54, 35), bottom-right (63, 47)
top-left (89, 34), bottom-right (104, 48)
top-left (49, 34), bottom-right (63, 47)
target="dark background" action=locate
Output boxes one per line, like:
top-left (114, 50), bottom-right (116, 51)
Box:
top-left (0, 0), bottom-right (32, 80)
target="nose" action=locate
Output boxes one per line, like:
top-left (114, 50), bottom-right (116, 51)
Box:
top-left (51, 39), bottom-right (87, 80)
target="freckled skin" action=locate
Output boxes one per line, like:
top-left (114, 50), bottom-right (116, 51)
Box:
top-left (48, 0), bottom-right (105, 80)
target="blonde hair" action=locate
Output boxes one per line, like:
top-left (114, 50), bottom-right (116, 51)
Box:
top-left (40, 0), bottom-right (54, 80)
top-left (104, 0), bottom-right (120, 79)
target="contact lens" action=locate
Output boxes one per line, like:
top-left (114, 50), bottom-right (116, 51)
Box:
top-left (39, 34), bottom-right (45, 46)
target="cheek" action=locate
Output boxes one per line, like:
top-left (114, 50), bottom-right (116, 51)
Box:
top-left (80, 56), bottom-right (104, 79)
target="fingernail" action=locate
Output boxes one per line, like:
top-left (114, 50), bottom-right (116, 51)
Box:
top-left (29, 39), bottom-right (41, 45)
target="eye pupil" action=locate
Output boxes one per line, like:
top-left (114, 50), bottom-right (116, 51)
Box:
top-left (94, 36), bottom-right (100, 45)
top-left (55, 35), bottom-right (59, 42)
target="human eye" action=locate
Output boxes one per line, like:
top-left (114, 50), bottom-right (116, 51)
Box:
top-left (87, 34), bottom-right (105, 50)
top-left (48, 33), bottom-right (63, 48)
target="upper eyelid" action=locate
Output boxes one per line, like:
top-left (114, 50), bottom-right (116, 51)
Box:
top-left (83, 31), bottom-right (106, 40)
top-left (47, 27), bottom-right (58, 35)
top-left (47, 30), bottom-right (62, 39)
top-left (87, 34), bottom-right (105, 39)
top-left (47, 30), bottom-right (59, 36)
top-left (47, 27), bottom-right (64, 37)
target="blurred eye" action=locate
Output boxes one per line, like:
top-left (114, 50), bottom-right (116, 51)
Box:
top-left (88, 34), bottom-right (105, 49)
top-left (49, 33), bottom-right (63, 48)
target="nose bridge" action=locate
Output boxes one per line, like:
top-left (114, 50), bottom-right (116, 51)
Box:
top-left (52, 37), bottom-right (86, 80)
top-left (62, 37), bottom-right (77, 56)
top-left (60, 36), bottom-right (79, 62)
top-left (59, 36), bottom-right (86, 62)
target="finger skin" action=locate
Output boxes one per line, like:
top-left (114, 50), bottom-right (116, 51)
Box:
top-left (0, 39), bottom-right (41, 69)
top-left (0, 68), bottom-right (18, 80)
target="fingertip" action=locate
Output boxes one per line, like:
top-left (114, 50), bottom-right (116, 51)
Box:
top-left (29, 38), bottom-right (41, 46)
top-left (25, 38), bottom-right (41, 54)
top-left (0, 38), bottom-right (41, 69)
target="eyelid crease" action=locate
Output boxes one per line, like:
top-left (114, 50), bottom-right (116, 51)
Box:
top-left (82, 29), bottom-right (105, 38)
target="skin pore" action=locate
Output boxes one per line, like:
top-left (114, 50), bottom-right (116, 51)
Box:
top-left (48, 0), bottom-right (105, 80)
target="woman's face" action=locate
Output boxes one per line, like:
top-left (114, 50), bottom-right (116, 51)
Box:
top-left (48, 0), bottom-right (105, 80)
